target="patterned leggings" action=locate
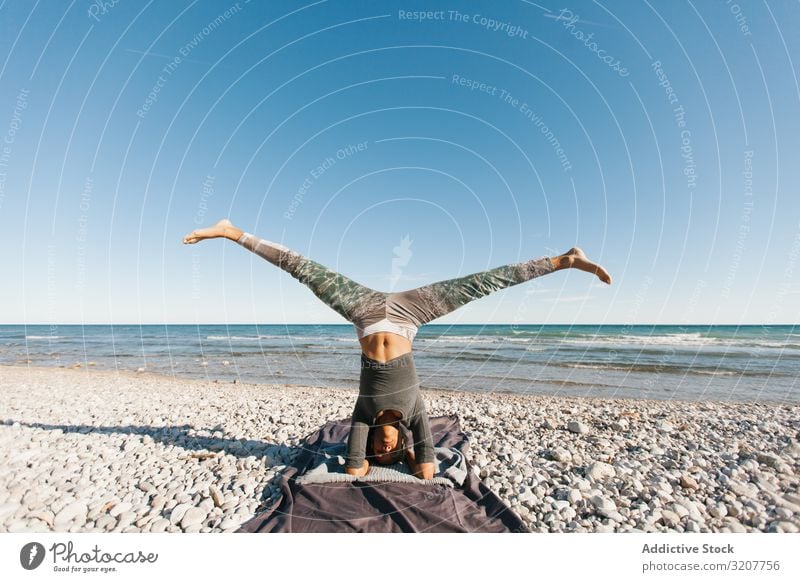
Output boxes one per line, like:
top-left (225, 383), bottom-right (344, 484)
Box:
top-left (236, 233), bottom-right (555, 334)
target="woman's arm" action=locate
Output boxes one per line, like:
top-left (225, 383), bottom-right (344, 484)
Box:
top-left (344, 417), bottom-right (370, 477)
top-left (407, 397), bottom-right (436, 480)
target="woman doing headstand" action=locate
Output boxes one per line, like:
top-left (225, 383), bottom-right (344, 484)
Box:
top-left (183, 219), bottom-right (612, 480)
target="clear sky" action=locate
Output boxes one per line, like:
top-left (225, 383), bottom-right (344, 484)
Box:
top-left (1, 0), bottom-right (798, 325)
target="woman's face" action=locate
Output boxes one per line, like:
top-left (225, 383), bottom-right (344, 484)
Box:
top-left (371, 423), bottom-right (401, 465)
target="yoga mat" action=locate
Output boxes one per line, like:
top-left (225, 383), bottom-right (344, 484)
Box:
top-left (237, 415), bottom-right (528, 533)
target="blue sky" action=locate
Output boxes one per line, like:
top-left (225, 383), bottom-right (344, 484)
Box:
top-left (1, 0), bottom-right (798, 325)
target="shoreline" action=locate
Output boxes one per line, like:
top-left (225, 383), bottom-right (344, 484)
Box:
top-left (1, 365), bottom-right (798, 533)
top-left (2, 362), bottom-right (795, 407)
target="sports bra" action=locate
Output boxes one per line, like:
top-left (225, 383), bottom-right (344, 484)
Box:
top-left (354, 318), bottom-right (418, 343)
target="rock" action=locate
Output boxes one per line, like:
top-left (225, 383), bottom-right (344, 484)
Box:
top-left (209, 486), bottom-right (224, 508)
top-left (589, 495), bottom-right (616, 513)
top-left (568, 421), bottom-right (589, 434)
top-left (54, 501), bottom-right (88, 526)
top-left (684, 520), bottom-right (701, 533)
top-left (149, 495), bottom-right (167, 511)
top-left (782, 441), bottom-right (800, 458)
top-left (561, 507), bottom-right (577, 521)
top-left (674, 498), bottom-right (702, 521)
top-left (149, 518), bottom-right (170, 533)
top-left (116, 512), bottom-right (137, 528)
top-left (180, 507), bottom-right (207, 528)
top-left (0, 502), bottom-right (20, 521)
top-left (552, 500), bottom-right (570, 511)
top-left (768, 521), bottom-right (799, 533)
top-left (568, 489), bottom-right (582, 504)
top-left (728, 480), bottom-right (758, 499)
top-left (94, 514), bottom-right (117, 530)
top-left (708, 502), bottom-right (727, 518)
top-left (109, 501), bottom-right (132, 517)
top-left (169, 503), bottom-right (193, 525)
top-left (680, 474), bottom-right (699, 490)
top-left (611, 419), bottom-right (629, 431)
top-left (659, 509), bottom-right (680, 528)
top-left (604, 510), bottom-right (625, 522)
top-left (756, 452), bottom-right (782, 468)
top-left (672, 503), bottom-right (689, 518)
top-left (30, 510), bottom-right (54, 527)
top-left (586, 461), bottom-right (616, 481)
top-left (657, 421), bottom-right (674, 433)
top-left (220, 516), bottom-right (244, 530)
top-left (550, 447), bottom-right (572, 462)
top-left (722, 517), bottom-right (747, 533)
top-left (775, 507), bottom-right (794, 520)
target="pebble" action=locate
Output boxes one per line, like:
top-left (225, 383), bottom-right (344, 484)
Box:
top-left (109, 501), bottom-right (132, 517)
top-left (660, 509), bottom-right (680, 528)
top-left (769, 521), bottom-right (798, 533)
top-left (680, 474), bottom-right (699, 490)
top-left (209, 486), bottom-right (224, 508)
top-left (589, 495), bottom-right (616, 513)
top-left (586, 462), bottom-right (616, 481)
top-left (53, 501), bottom-right (87, 526)
top-left (657, 421), bottom-right (674, 433)
top-left (568, 421), bottom-right (589, 434)
top-left (1, 365), bottom-right (798, 535)
top-left (149, 518), bottom-right (170, 533)
top-left (180, 507), bottom-right (207, 529)
top-left (169, 503), bottom-right (193, 525)
top-left (116, 512), bottom-right (137, 528)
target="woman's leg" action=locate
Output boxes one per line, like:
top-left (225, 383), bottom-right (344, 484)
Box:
top-left (183, 219), bottom-right (384, 322)
top-left (386, 247), bottom-right (611, 326)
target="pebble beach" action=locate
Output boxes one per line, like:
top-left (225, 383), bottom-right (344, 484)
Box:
top-left (1, 365), bottom-right (798, 533)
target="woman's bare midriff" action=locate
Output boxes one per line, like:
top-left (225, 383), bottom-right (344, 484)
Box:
top-left (359, 332), bottom-right (412, 362)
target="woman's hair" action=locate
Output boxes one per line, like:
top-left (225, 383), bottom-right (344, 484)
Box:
top-left (367, 422), bottom-right (408, 465)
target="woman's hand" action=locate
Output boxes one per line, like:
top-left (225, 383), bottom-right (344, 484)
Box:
top-left (413, 462), bottom-right (435, 480)
top-left (344, 459), bottom-right (370, 477)
top-left (406, 450), bottom-right (435, 480)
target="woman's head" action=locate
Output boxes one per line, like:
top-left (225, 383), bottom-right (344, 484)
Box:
top-left (368, 421), bottom-right (407, 465)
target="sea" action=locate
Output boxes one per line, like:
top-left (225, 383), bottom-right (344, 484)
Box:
top-left (1, 324), bottom-right (798, 404)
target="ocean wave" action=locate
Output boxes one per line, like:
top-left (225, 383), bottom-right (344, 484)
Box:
top-left (556, 361), bottom-right (786, 378)
top-left (26, 335), bottom-right (61, 340)
top-left (555, 333), bottom-right (800, 350)
top-left (206, 334), bottom-right (355, 343)
top-left (417, 336), bottom-right (500, 344)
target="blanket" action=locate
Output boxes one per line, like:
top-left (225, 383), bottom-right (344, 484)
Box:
top-left (237, 415), bottom-right (528, 533)
top-left (294, 444), bottom-right (468, 487)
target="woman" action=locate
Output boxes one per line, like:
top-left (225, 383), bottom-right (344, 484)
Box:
top-left (183, 219), bottom-right (612, 480)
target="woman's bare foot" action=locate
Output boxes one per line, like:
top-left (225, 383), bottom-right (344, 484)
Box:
top-left (551, 247), bottom-right (612, 284)
top-left (182, 219), bottom-right (241, 244)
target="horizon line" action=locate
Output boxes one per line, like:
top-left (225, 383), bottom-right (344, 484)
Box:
top-left (3, 322), bottom-right (797, 327)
